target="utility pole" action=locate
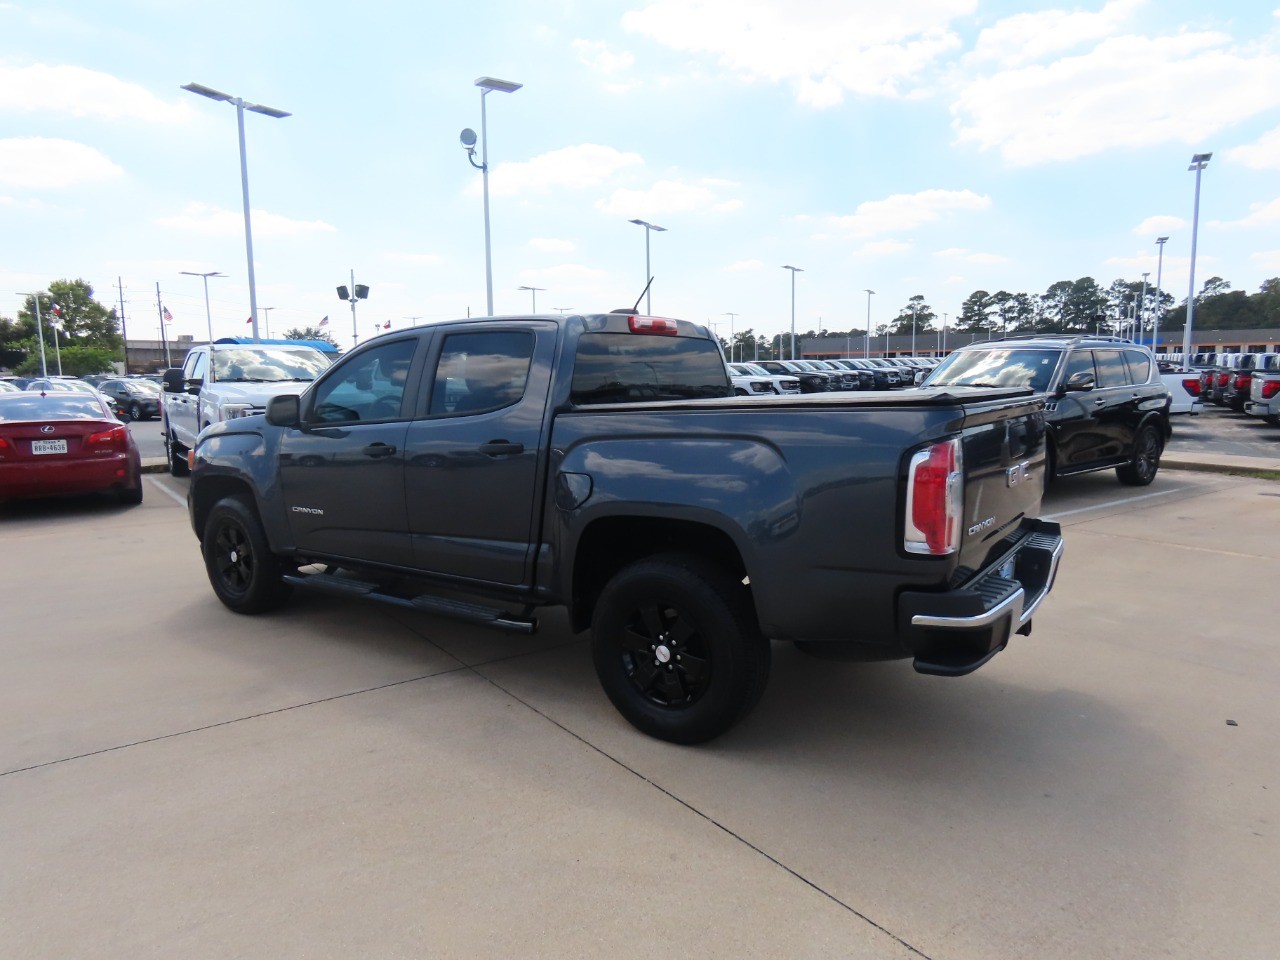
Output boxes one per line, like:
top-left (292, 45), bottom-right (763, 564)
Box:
top-left (117, 277), bottom-right (130, 373)
top-left (155, 282), bottom-right (172, 368)
top-left (722, 312), bottom-right (738, 363)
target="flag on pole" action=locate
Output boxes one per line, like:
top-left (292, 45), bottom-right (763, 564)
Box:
top-left (318, 316), bottom-right (329, 328)
top-left (245, 316), bottom-right (253, 324)
top-left (51, 302), bottom-right (62, 318)
top-left (383, 321), bottom-right (391, 329)
top-left (162, 306), bottom-right (173, 322)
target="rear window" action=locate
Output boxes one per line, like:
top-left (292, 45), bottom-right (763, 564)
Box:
top-left (570, 333), bottom-right (732, 404)
top-left (0, 394), bottom-right (109, 421)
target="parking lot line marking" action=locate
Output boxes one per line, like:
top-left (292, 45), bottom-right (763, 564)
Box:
top-left (1042, 486), bottom-right (1190, 520)
top-left (146, 475), bottom-right (187, 507)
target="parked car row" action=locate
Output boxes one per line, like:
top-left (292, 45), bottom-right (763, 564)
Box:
top-left (731, 356), bottom-right (942, 394)
top-left (0, 374), bottom-right (162, 421)
top-left (1184, 352), bottom-right (1280, 414)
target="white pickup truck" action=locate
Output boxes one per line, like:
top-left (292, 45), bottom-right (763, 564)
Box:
top-left (160, 341), bottom-right (332, 475)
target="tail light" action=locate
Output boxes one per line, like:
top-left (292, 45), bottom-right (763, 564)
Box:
top-left (1181, 378), bottom-right (1201, 396)
top-left (1234, 373), bottom-right (1251, 390)
top-left (1216, 372), bottom-right (1230, 387)
top-left (628, 316), bottom-right (678, 336)
top-left (85, 424), bottom-right (129, 452)
top-left (904, 438), bottom-right (963, 556)
top-left (1263, 381), bottom-right (1280, 400)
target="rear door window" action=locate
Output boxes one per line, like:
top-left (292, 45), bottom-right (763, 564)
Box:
top-left (429, 330), bottom-right (535, 416)
top-left (1123, 349), bottom-right (1152, 383)
top-left (1094, 350), bottom-right (1129, 388)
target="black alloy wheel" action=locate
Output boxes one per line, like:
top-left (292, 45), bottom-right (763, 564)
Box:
top-left (1117, 424), bottom-right (1163, 486)
top-left (167, 431), bottom-right (190, 477)
top-left (129, 401), bottom-right (143, 420)
top-left (591, 553), bottom-right (770, 744)
top-left (201, 496), bottom-right (291, 614)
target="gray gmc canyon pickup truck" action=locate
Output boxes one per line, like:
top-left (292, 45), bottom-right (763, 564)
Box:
top-left (186, 310), bottom-right (1064, 742)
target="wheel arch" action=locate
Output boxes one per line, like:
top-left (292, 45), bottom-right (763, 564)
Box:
top-left (567, 514), bottom-right (749, 634)
top-left (191, 475), bottom-right (262, 544)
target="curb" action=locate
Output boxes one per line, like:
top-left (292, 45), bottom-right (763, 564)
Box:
top-left (1163, 458), bottom-right (1280, 481)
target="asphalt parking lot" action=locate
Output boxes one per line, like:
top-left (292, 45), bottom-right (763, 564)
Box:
top-left (2, 467), bottom-right (1277, 959)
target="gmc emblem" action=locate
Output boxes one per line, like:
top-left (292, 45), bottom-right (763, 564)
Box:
top-left (1007, 461), bottom-right (1031, 486)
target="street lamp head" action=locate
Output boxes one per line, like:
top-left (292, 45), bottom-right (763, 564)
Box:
top-left (630, 219), bottom-right (667, 232)
top-left (1156, 236), bottom-right (1169, 244)
top-left (1188, 152), bottom-right (1212, 171)
top-left (181, 81), bottom-right (232, 102)
top-left (181, 270), bottom-right (226, 279)
top-left (865, 289), bottom-right (875, 296)
top-left (354, 284), bottom-right (370, 300)
top-left (476, 77), bottom-right (522, 94)
top-left (517, 285), bottom-right (545, 292)
top-left (781, 264), bottom-right (803, 273)
top-left (459, 128), bottom-right (478, 149)
top-left (245, 102), bottom-right (291, 119)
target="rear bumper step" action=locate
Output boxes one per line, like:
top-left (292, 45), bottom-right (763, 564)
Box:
top-left (899, 520), bottom-right (1064, 677)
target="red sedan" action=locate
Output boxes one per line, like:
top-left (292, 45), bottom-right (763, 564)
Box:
top-left (0, 392), bottom-right (143, 504)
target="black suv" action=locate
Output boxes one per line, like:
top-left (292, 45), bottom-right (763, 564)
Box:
top-left (921, 335), bottom-right (1172, 487)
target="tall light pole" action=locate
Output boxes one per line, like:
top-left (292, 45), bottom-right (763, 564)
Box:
top-left (782, 266), bottom-right (803, 360)
top-left (1154, 236), bottom-right (1169, 359)
top-left (461, 76), bottom-right (522, 317)
top-left (863, 289), bottom-right (875, 358)
top-left (1184, 153), bottom-right (1211, 366)
top-left (630, 219), bottom-right (667, 314)
top-left (941, 312), bottom-right (949, 354)
top-left (181, 270), bottom-right (225, 344)
top-left (337, 270), bottom-right (369, 348)
top-left (517, 285), bottom-right (545, 313)
top-left (1138, 272), bottom-right (1150, 346)
top-left (181, 82), bottom-right (290, 345)
top-left (258, 306), bottom-right (275, 339)
top-left (19, 291), bottom-right (50, 378)
top-left (722, 312), bottom-right (738, 363)
top-left (910, 300), bottom-right (919, 357)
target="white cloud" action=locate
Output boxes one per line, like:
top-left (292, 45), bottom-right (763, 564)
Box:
top-left (1251, 250), bottom-right (1280, 271)
top-left (1210, 197), bottom-right (1280, 229)
top-left (622, 0), bottom-right (973, 105)
top-left (969, 0), bottom-right (1145, 68)
top-left (0, 64), bottom-right (192, 123)
top-left (572, 39), bottom-right (635, 74)
top-left (724, 259), bottom-right (762, 272)
top-left (597, 178), bottom-right (742, 217)
top-left (156, 202), bottom-right (336, 238)
top-left (1226, 125), bottom-right (1280, 171)
top-left (1134, 215), bottom-right (1184, 236)
top-left (857, 239), bottom-right (914, 256)
top-left (953, 31), bottom-right (1280, 166)
top-left (825, 189), bottom-right (990, 237)
top-left (529, 237), bottom-right (576, 253)
top-left (384, 251), bottom-right (443, 264)
top-left (934, 247), bottom-right (1007, 264)
top-left (0, 137), bottom-right (122, 187)
top-left (484, 144), bottom-right (644, 198)
top-left (535, 263), bottom-right (609, 282)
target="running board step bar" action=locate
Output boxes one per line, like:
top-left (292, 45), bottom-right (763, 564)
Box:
top-left (282, 572), bottom-right (538, 634)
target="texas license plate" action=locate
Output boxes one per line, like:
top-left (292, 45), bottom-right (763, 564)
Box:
top-left (32, 439), bottom-right (68, 455)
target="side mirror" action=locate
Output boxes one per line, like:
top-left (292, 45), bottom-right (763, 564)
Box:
top-left (185, 378), bottom-right (204, 395)
top-left (162, 368), bottom-right (185, 393)
top-left (265, 394), bottom-right (300, 428)
top-left (1063, 371), bottom-right (1095, 393)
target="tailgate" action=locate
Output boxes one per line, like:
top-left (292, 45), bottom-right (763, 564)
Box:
top-left (955, 396), bottom-right (1047, 574)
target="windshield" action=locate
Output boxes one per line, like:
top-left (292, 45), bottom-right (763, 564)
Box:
top-left (211, 346), bottom-right (332, 383)
top-left (923, 348), bottom-right (1062, 392)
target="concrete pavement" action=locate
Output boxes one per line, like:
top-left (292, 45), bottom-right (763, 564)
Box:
top-left (2, 468), bottom-right (1279, 959)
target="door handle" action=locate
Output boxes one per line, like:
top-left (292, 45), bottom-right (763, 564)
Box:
top-left (1093, 398), bottom-right (1107, 405)
top-left (362, 442), bottom-right (397, 458)
top-left (479, 440), bottom-right (524, 457)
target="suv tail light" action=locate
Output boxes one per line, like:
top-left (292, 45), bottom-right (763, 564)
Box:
top-left (904, 438), bottom-right (963, 556)
top-left (1181, 377), bottom-right (1201, 396)
top-left (1234, 373), bottom-right (1251, 389)
top-left (1216, 372), bottom-right (1230, 387)
top-left (1263, 381), bottom-right (1280, 400)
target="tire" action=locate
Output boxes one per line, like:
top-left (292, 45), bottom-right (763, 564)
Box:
top-left (591, 553), bottom-right (770, 744)
top-left (117, 475), bottom-right (143, 506)
top-left (1265, 415), bottom-right (1280, 427)
top-left (129, 401), bottom-right (143, 421)
top-left (201, 496), bottom-right (291, 614)
top-left (1117, 424), bottom-right (1163, 486)
top-left (167, 431), bottom-right (190, 477)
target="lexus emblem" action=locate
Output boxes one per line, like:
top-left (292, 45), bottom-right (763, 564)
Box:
top-left (40, 425), bottom-right (55, 434)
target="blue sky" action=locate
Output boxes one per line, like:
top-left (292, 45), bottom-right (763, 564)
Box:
top-left (2, 0), bottom-right (1279, 350)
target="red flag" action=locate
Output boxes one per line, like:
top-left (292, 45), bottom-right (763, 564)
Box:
top-left (162, 306), bottom-right (173, 322)
top-left (245, 316), bottom-right (253, 324)
top-left (51, 302), bottom-right (62, 317)
top-left (383, 321), bottom-right (391, 329)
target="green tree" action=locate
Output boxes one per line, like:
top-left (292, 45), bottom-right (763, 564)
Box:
top-left (956, 290), bottom-right (995, 333)
top-left (285, 325), bottom-right (339, 347)
top-left (5, 279), bottom-right (122, 374)
top-left (888, 295), bottom-right (937, 334)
